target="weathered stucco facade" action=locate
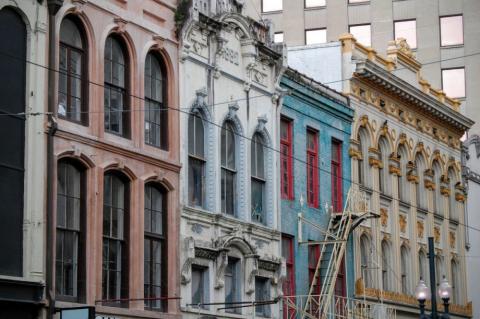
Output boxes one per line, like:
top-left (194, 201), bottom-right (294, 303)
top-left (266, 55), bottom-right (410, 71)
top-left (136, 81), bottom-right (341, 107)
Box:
top-left (178, 1), bottom-right (285, 318)
top-left (288, 36), bottom-right (473, 318)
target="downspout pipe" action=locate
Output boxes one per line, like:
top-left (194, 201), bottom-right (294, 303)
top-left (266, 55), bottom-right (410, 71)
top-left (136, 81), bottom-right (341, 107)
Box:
top-left (46, 1), bottom-right (63, 318)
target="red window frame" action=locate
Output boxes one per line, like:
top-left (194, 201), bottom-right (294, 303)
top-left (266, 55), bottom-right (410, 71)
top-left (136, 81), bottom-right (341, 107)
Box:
top-left (331, 140), bottom-right (343, 213)
top-left (282, 236), bottom-right (295, 296)
top-left (308, 244), bottom-right (321, 295)
top-left (306, 128), bottom-right (319, 208)
top-left (281, 118), bottom-right (294, 200)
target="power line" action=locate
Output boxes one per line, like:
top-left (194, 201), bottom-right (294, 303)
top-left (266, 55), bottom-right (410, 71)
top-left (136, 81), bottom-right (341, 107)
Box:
top-left (0, 46), bottom-right (478, 235)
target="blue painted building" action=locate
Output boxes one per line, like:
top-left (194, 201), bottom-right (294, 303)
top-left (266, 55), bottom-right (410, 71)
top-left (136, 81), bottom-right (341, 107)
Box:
top-left (279, 68), bottom-right (354, 309)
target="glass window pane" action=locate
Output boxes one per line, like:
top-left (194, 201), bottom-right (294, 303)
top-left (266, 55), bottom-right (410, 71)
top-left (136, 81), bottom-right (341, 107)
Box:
top-left (306, 0), bottom-right (325, 7)
top-left (306, 29), bottom-right (326, 45)
top-left (262, 0), bottom-right (282, 12)
top-left (394, 20), bottom-right (417, 49)
top-left (251, 179), bottom-right (265, 224)
top-left (349, 24), bottom-right (371, 47)
top-left (442, 68), bottom-right (465, 98)
top-left (189, 158), bottom-right (205, 207)
top-left (274, 32), bottom-right (283, 43)
top-left (60, 18), bottom-right (83, 49)
top-left (441, 16), bottom-right (463, 46)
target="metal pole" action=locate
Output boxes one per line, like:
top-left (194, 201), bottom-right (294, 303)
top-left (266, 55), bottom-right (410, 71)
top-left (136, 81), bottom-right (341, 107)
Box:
top-left (428, 237), bottom-right (438, 319)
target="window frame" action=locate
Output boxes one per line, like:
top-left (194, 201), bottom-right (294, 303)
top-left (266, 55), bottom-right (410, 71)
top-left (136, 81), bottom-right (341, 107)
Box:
top-left (55, 159), bottom-right (86, 302)
top-left (306, 128), bottom-right (319, 208)
top-left (144, 51), bottom-right (168, 150)
top-left (188, 111), bottom-right (206, 208)
top-left (305, 28), bottom-right (327, 45)
top-left (191, 265), bottom-right (209, 309)
top-left (102, 171), bottom-right (130, 307)
top-left (225, 257), bottom-right (241, 314)
top-left (220, 121), bottom-right (237, 216)
top-left (393, 19), bottom-right (417, 49)
top-left (308, 244), bottom-right (321, 295)
top-left (274, 32), bottom-right (284, 43)
top-left (58, 16), bottom-right (88, 125)
top-left (255, 276), bottom-right (271, 317)
top-left (441, 67), bottom-right (466, 99)
top-left (280, 117), bottom-right (294, 200)
top-left (251, 133), bottom-right (266, 225)
top-left (440, 15), bottom-right (464, 47)
top-left (104, 35), bottom-right (130, 138)
top-left (349, 23), bottom-right (372, 47)
top-left (331, 139), bottom-right (343, 212)
top-left (144, 183), bottom-right (168, 311)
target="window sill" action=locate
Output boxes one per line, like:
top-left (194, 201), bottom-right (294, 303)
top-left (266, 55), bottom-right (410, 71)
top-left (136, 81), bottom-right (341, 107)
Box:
top-left (440, 44), bottom-right (464, 49)
top-left (348, 1), bottom-right (370, 6)
top-left (262, 10), bottom-right (283, 14)
top-left (304, 6), bottom-right (326, 11)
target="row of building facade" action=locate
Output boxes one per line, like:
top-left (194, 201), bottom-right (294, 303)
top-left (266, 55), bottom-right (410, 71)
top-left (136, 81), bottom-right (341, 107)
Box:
top-left (0, 0), bottom-right (474, 319)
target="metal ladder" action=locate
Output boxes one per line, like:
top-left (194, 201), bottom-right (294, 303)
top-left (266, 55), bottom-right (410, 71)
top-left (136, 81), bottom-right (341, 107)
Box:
top-left (295, 188), bottom-right (372, 319)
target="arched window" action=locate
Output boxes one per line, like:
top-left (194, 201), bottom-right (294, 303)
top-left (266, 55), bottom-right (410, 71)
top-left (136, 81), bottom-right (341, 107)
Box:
top-left (381, 240), bottom-right (391, 291)
top-left (398, 145), bottom-right (409, 202)
top-left (188, 111), bottom-right (205, 208)
top-left (418, 250), bottom-right (428, 283)
top-left (221, 121), bottom-right (236, 216)
top-left (357, 128), bottom-right (370, 187)
top-left (400, 245), bottom-right (410, 294)
top-left (251, 133), bottom-right (266, 224)
top-left (435, 255), bottom-right (444, 288)
top-left (448, 168), bottom-right (457, 221)
top-left (0, 7), bottom-right (27, 277)
top-left (415, 154), bottom-right (427, 210)
top-left (144, 183), bottom-right (167, 311)
top-left (102, 172), bottom-right (129, 305)
top-left (378, 137), bottom-right (390, 195)
top-left (360, 235), bottom-right (372, 288)
top-left (145, 52), bottom-right (168, 149)
top-left (56, 160), bottom-right (85, 299)
top-left (433, 161), bottom-right (443, 215)
top-left (104, 35), bottom-right (129, 137)
top-left (58, 17), bottom-right (86, 123)
top-left (451, 259), bottom-right (460, 304)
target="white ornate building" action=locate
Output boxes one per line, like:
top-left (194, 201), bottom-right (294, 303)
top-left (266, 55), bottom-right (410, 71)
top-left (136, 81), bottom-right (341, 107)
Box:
top-left (177, 1), bottom-right (285, 318)
top-left (288, 36), bottom-right (473, 317)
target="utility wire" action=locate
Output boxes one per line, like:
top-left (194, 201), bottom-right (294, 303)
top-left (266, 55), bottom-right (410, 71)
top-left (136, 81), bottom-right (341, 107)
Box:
top-left (0, 47), bottom-right (478, 234)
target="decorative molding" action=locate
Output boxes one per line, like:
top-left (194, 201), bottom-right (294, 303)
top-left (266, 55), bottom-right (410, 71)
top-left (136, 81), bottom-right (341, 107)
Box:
top-left (455, 193), bottom-right (466, 202)
top-left (449, 231), bottom-right (456, 249)
top-left (407, 173), bottom-right (419, 184)
top-left (195, 247), bottom-right (219, 260)
top-left (214, 250), bottom-right (228, 289)
top-left (434, 226), bottom-right (441, 244)
top-left (440, 186), bottom-right (450, 197)
top-left (181, 237), bottom-right (195, 285)
top-left (417, 221), bottom-right (424, 238)
top-left (389, 165), bottom-right (401, 176)
top-left (380, 208), bottom-right (388, 227)
top-left (424, 180), bottom-right (436, 191)
top-left (349, 147), bottom-right (362, 159)
top-left (399, 215), bottom-right (407, 234)
top-left (368, 157), bottom-right (383, 168)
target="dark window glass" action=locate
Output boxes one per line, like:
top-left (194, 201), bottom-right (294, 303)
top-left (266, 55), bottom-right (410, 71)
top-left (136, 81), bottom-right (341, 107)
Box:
top-left (144, 183), bottom-right (167, 311)
top-left (400, 245), bottom-right (409, 294)
top-left (251, 133), bottom-right (266, 224)
top-left (188, 112), bottom-right (205, 207)
top-left (0, 7), bottom-right (26, 276)
top-left (104, 36), bottom-right (128, 136)
top-left (360, 235), bottom-right (371, 287)
top-left (255, 277), bottom-right (271, 317)
top-left (225, 257), bottom-right (240, 313)
top-left (58, 18), bottom-right (85, 123)
top-left (192, 266), bottom-right (208, 308)
top-left (102, 173), bottom-right (128, 306)
top-left (145, 52), bottom-right (168, 149)
top-left (381, 241), bottom-right (390, 291)
top-left (56, 161), bottom-right (84, 300)
top-left (282, 236), bottom-right (295, 319)
top-left (221, 122), bottom-right (236, 216)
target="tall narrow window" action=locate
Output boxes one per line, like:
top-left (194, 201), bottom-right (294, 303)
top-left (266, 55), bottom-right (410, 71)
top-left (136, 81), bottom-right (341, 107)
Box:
top-left (357, 128), bottom-right (369, 188)
top-left (221, 121), bottom-right (236, 216)
top-left (448, 169), bottom-right (457, 221)
top-left (381, 240), bottom-right (391, 291)
top-left (451, 260), bottom-right (459, 304)
top-left (144, 183), bottom-right (167, 311)
top-left (360, 235), bottom-right (371, 288)
top-left (308, 245), bottom-right (321, 295)
top-left (280, 118), bottom-right (293, 199)
top-left (0, 7), bottom-right (27, 277)
top-left (251, 133), bottom-right (266, 224)
top-left (56, 160), bottom-right (84, 299)
top-left (419, 250), bottom-right (428, 283)
top-left (145, 52), bottom-right (167, 149)
top-left (400, 245), bottom-right (409, 294)
top-left (102, 172), bottom-right (129, 305)
top-left (58, 17), bottom-right (86, 123)
top-left (378, 137), bottom-right (390, 195)
top-left (225, 258), bottom-right (240, 313)
top-left (398, 145), bottom-right (409, 202)
top-left (433, 161), bottom-right (443, 215)
top-left (306, 128), bottom-right (319, 208)
top-left (282, 236), bottom-right (295, 319)
top-left (192, 265), bottom-right (208, 308)
top-left (104, 36), bottom-right (128, 137)
top-left (415, 154), bottom-right (427, 210)
top-left (435, 256), bottom-right (443, 288)
top-left (255, 277), bottom-right (271, 317)
top-left (331, 140), bottom-right (343, 212)
top-left (188, 112), bottom-right (205, 208)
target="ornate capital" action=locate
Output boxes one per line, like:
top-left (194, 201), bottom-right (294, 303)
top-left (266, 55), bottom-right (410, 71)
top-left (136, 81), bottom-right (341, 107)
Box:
top-left (389, 164), bottom-right (401, 176)
top-left (349, 147), bottom-right (362, 159)
top-left (368, 157), bottom-right (383, 168)
top-left (380, 208), bottom-right (388, 227)
top-left (399, 215), bottom-right (407, 234)
top-left (407, 173), bottom-right (419, 184)
top-left (424, 180), bottom-right (436, 191)
top-left (440, 186), bottom-right (451, 197)
top-left (455, 193), bottom-right (466, 202)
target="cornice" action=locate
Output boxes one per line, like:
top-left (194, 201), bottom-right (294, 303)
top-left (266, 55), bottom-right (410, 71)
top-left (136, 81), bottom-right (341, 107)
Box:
top-left (354, 60), bottom-right (474, 133)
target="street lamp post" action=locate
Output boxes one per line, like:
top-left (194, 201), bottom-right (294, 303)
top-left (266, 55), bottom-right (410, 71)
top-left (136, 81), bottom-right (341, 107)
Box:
top-left (414, 237), bottom-right (452, 319)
